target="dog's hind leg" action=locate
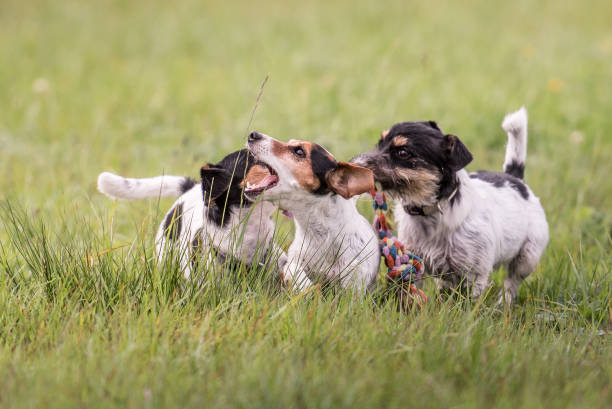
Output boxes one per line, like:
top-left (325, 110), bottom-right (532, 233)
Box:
top-left (500, 240), bottom-right (542, 306)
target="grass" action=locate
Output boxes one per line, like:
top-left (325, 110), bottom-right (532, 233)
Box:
top-left (1, 0), bottom-right (611, 407)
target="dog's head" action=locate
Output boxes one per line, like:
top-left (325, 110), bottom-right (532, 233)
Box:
top-left (200, 149), bottom-right (275, 226)
top-left (244, 131), bottom-right (374, 207)
top-left (352, 121), bottom-right (473, 207)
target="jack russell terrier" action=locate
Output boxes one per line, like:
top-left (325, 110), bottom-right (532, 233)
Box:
top-left (244, 132), bottom-right (380, 294)
top-left (352, 107), bottom-right (549, 305)
top-left (97, 149), bottom-right (287, 278)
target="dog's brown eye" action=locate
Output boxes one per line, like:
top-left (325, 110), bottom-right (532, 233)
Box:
top-left (395, 147), bottom-right (410, 159)
top-left (292, 146), bottom-right (306, 158)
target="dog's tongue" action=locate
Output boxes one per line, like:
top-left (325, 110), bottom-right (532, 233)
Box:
top-left (259, 174), bottom-right (278, 188)
top-left (246, 174), bottom-right (278, 191)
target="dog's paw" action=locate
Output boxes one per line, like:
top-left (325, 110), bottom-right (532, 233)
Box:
top-left (496, 289), bottom-right (515, 308)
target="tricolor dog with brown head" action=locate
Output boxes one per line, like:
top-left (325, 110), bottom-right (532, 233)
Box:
top-left (245, 131), bottom-right (380, 294)
top-left (353, 108), bottom-right (549, 305)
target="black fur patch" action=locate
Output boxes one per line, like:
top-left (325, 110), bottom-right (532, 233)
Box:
top-left (504, 160), bottom-right (525, 180)
top-left (163, 203), bottom-right (183, 241)
top-left (444, 134), bottom-right (473, 172)
top-left (449, 188), bottom-right (461, 206)
top-left (437, 171), bottom-right (460, 202)
top-left (426, 121), bottom-right (441, 132)
top-left (201, 167), bottom-right (233, 201)
top-left (180, 177), bottom-right (197, 194)
top-left (200, 149), bottom-right (254, 227)
top-left (310, 146), bottom-right (337, 195)
top-left (470, 171), bottom-right (529, 200)
top-left (189, 228), bottom-right (203, 270)
top-left (205, 203), bottom-right (226, 227)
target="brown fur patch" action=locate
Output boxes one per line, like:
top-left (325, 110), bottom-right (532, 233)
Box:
top-left (326, 162), bottom-right (374, 199)
top-left (394, 168), bottom-right (441, 206)
top-left (392, 136), bottom-right (409, 147)
top-left (271, 139), bottom-right (323, 191)
top-left (381, 129), bottom-right (390, 139)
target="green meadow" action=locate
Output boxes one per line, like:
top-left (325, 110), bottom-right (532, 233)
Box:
top-left (1, 0), bottom-right (611, 407)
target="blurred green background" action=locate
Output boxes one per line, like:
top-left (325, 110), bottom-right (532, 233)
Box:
top-left (2, 0), bottom-right (610, 211)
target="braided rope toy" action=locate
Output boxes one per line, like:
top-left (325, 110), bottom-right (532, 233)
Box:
top-left (371, 189), bottom-right (427, 309)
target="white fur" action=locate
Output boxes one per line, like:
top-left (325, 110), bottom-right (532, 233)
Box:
top-left (98, 172), bottom-right (189, 199)
top-left (282, 195), bottom-right (379, 294)
top-left (396, 108), bottom-right (548, 305)
top-left (248, 135), bottom-right (380, 294)
top-left (97, 172), bottom-right (285, 279)
top-left (502, 106), bottom-right (528, 170)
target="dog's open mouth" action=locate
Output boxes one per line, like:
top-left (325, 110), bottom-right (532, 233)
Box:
top-left (243, 163), bottom-right (279, 197)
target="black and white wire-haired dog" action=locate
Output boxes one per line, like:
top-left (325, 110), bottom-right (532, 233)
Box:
top-left (245, 132), bottom-right (380, 294)
top-left (97, 149), bottom-right (286, 279)
top-left (353, 108), bottom-right (549, 305)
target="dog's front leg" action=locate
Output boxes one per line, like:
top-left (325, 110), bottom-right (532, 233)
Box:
top-left (471, 272), bottom-right (492, 299)
top-left (271, 243), bottom-right (288, 276)
top-left (281, 259), bottom-right (313, 293)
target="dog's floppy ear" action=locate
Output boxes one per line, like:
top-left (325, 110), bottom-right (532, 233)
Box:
top-left (444, 134), bottom-right (473, 171)
top-left (326, 162), bottom-right (375, 199)
top-left (427, 121), bottom-right (441, 132)
top-left (201, 164), bottom-right (233, 201)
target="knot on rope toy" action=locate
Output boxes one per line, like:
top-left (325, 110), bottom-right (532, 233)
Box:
top-left (370, 188), bottom-right (427, 310)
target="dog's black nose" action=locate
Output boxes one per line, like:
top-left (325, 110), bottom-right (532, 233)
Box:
top-left (248, 131), bottom-right (262, 142)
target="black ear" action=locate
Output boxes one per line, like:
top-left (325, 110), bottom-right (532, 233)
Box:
top-left (426, 121), bottom-right (441, 132)
top-left (444, 134), bottom-right (473, 171)
top-left (200, 165), bottom-right (232, 201)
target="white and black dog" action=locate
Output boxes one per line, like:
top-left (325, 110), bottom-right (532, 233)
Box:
top-left (97, 149), bottom-right (286, 278)
top-left (353, 108), bottom-right (549, 305)
top-left (244, 132), bottom-right (380, 295)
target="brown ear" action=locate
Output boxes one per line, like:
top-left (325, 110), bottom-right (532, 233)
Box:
top-left (326, 162), bottom-right (375, 199)
top-left (381, 129), bottom-right (390, 139)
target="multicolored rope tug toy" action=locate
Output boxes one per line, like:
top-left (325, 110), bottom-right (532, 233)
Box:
top-left (371, 188), bottom-right (427, 310)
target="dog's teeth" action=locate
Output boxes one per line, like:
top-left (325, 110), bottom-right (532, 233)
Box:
top-left (246, 182), bottom-right (254, 189)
